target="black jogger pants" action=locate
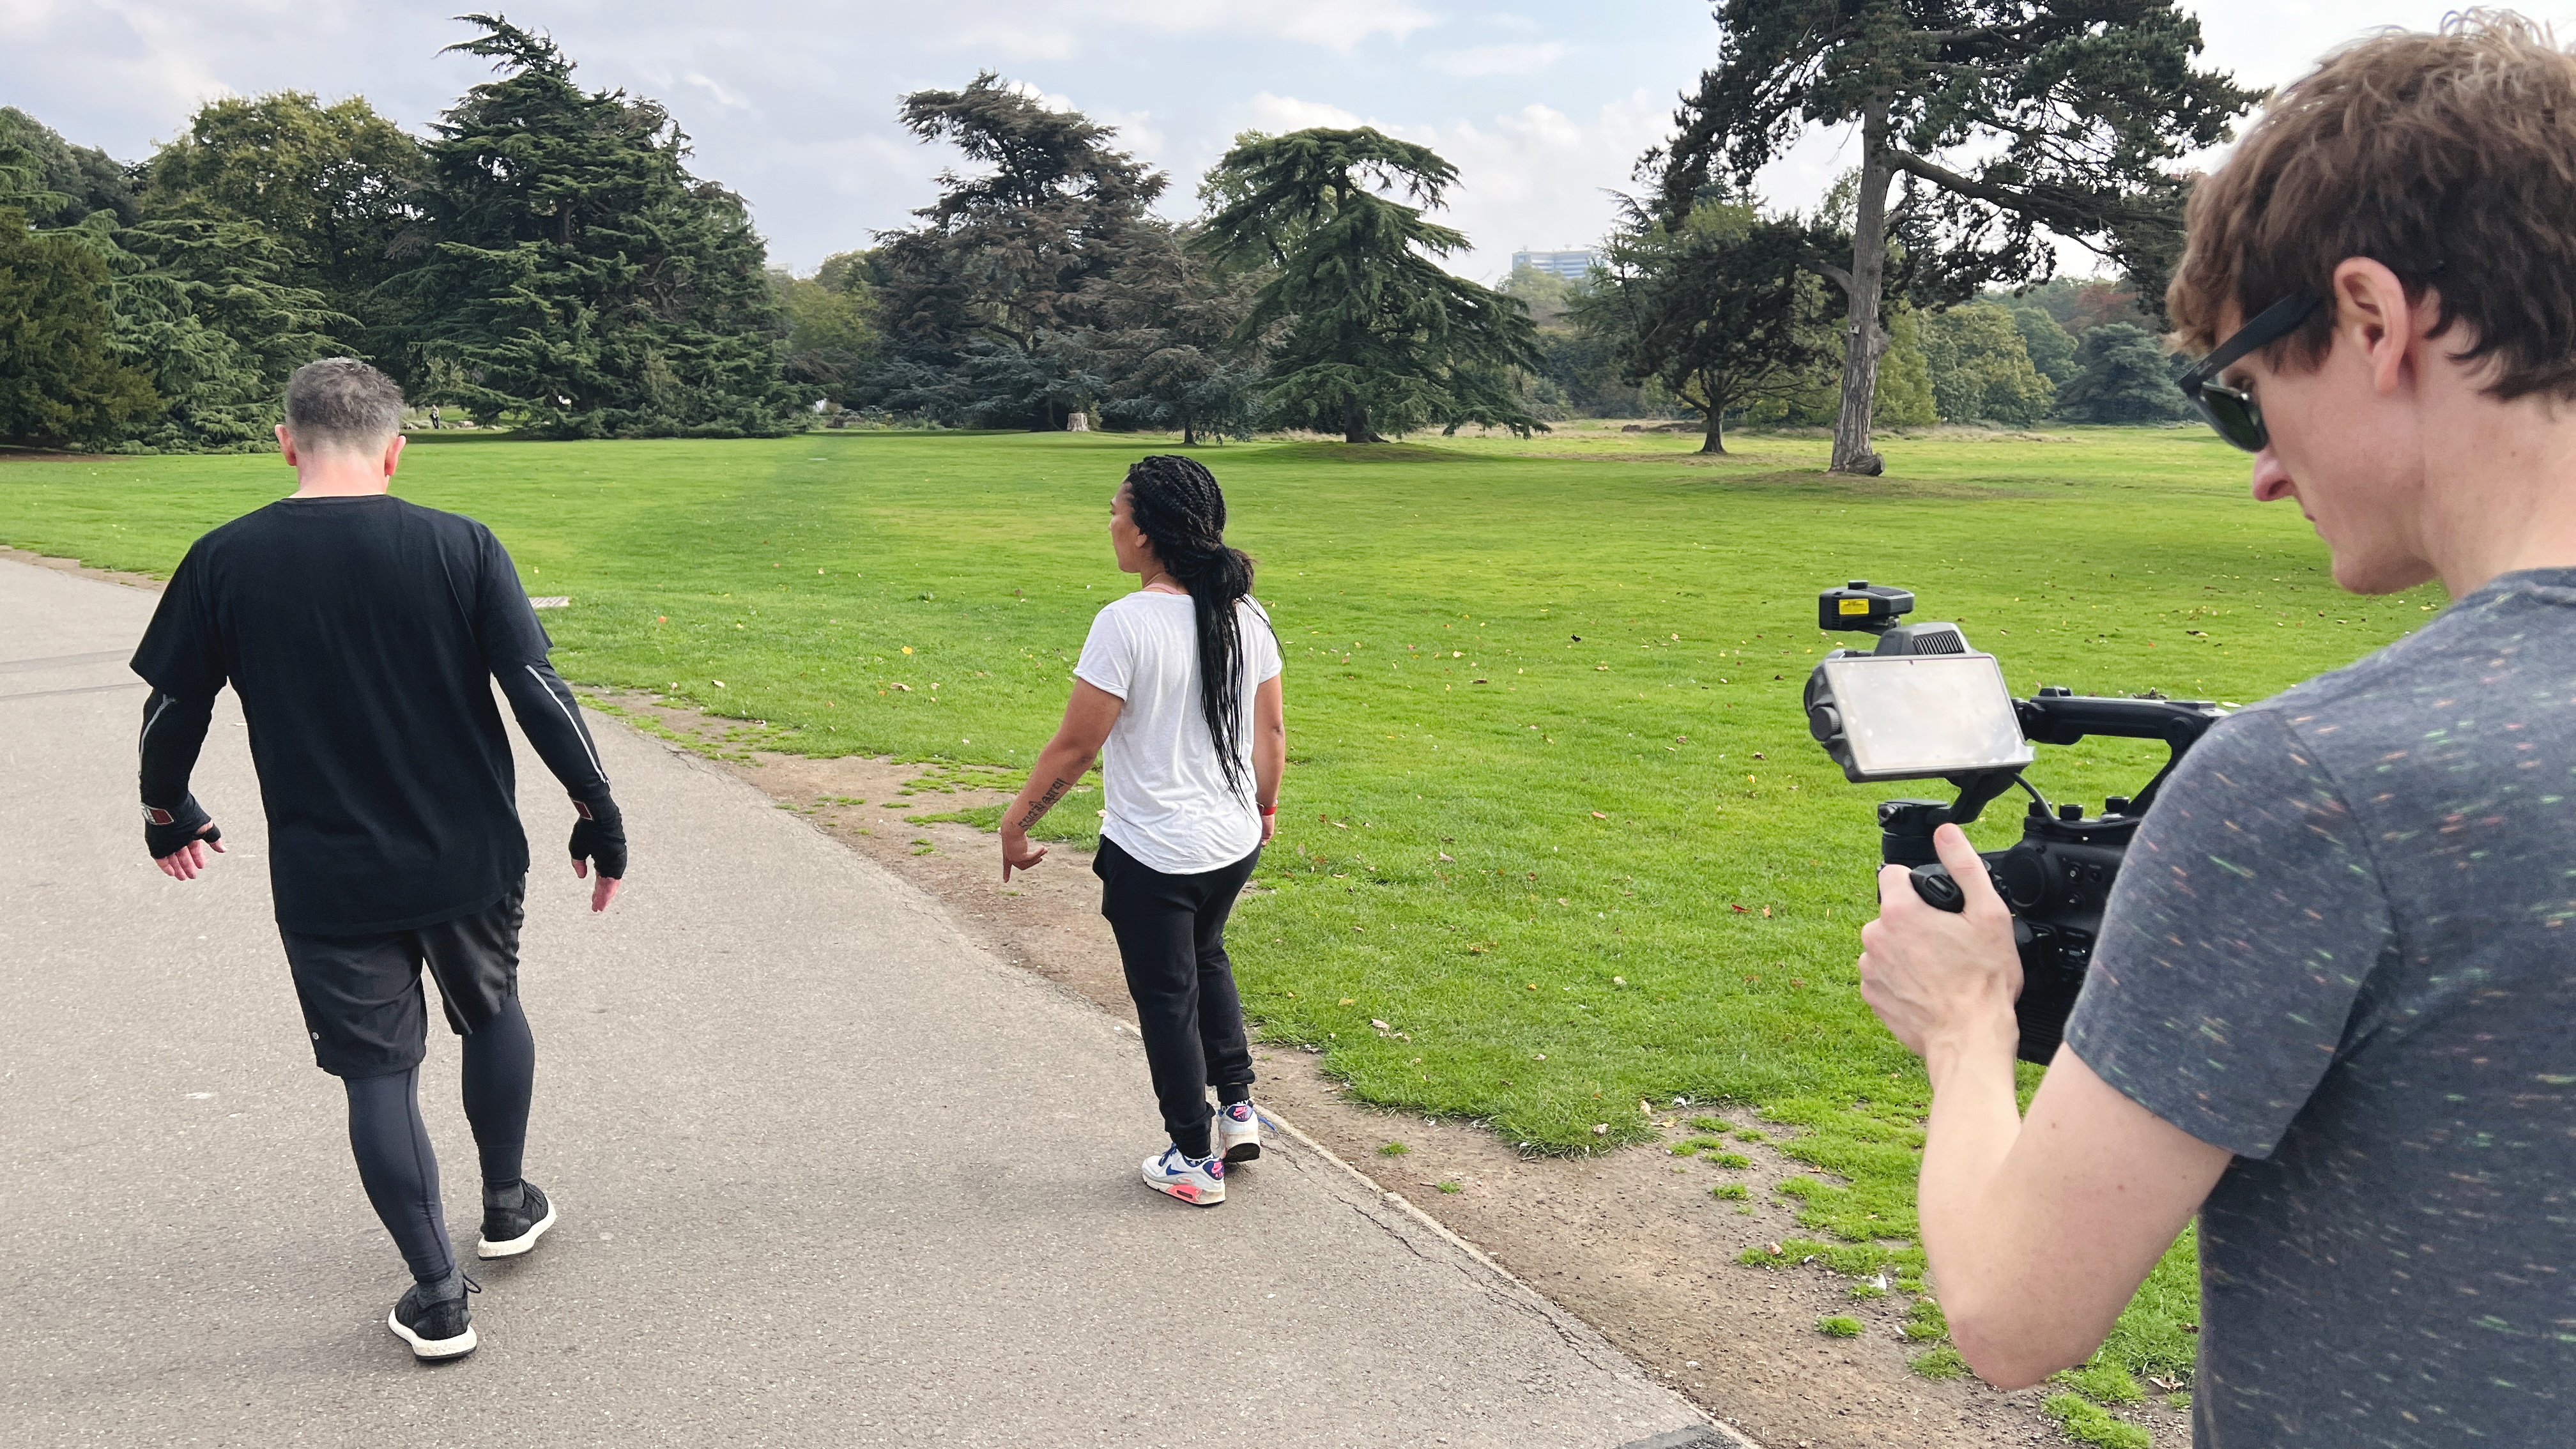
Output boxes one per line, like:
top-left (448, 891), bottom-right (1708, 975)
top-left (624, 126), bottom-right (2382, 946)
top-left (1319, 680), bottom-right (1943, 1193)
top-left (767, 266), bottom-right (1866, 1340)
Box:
top-left (1094, 836), bottom-right (1260, 1159)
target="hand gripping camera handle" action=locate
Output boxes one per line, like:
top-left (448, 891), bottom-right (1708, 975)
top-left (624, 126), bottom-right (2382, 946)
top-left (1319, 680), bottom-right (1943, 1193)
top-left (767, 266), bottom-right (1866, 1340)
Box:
top-left (1910, 864), bottom-right (1967, 912)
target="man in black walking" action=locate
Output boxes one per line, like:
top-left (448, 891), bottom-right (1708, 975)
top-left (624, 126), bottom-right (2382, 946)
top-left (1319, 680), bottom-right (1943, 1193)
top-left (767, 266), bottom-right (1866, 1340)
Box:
top-left (135, 357), bottom-right (629, 1360)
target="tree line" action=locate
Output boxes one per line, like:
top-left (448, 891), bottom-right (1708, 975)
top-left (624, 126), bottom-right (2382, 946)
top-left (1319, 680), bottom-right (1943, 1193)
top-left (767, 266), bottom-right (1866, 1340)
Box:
top-left (3, 3), bottom-right (2254, 456)
top-left (1, 16), bottom-right (793, 450)
top-left (0, 19), bottom-right (1542, 452)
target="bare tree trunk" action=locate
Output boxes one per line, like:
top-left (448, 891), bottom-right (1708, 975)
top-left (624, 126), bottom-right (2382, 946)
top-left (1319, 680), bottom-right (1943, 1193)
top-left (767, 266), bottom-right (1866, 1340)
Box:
top-left (1183, 418), bottom-right (1198, 447)
top-left (1829, 99), bottom-right (1898, 476)
top-left (1343, 397), bottom-right (1376, 445)
top-left (1700, 401), bottom-right (1727, 454)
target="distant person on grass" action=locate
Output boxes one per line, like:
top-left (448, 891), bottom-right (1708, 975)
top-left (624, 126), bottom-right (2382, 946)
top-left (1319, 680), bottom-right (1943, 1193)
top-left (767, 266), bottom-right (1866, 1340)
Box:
top-left (1853, 17), bottom-right (2576, 1443)
top-left (133, 358), bottom-right (629, 1360)
top-left (998, 455), bottom-right (1285, 1206)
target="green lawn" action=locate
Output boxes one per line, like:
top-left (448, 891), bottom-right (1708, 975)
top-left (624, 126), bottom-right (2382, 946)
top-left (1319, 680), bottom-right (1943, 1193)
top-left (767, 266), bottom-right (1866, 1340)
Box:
top-left (1, 423), bottom-right (2441, 1403)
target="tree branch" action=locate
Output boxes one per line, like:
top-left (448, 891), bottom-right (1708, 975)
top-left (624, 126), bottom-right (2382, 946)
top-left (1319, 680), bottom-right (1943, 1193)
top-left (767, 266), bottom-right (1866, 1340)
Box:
top-left (1884, 150), bottom-right (2167, 232)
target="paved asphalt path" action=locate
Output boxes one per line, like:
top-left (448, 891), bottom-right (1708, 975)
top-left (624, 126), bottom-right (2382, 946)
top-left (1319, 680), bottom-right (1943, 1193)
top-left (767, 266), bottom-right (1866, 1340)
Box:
top-left (0, 558), bottom-right (1717, 1449)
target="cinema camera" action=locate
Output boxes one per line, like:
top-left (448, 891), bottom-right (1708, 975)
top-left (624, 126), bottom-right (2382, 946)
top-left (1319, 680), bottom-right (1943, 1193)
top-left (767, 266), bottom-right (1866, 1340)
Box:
top-left (1801, 582), bottom-right (2226, 1064)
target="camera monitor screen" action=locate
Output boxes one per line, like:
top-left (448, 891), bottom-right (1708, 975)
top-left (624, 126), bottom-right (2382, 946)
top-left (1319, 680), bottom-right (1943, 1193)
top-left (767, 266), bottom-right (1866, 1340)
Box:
top-left (1817, 654), bottom-right (2035, 779)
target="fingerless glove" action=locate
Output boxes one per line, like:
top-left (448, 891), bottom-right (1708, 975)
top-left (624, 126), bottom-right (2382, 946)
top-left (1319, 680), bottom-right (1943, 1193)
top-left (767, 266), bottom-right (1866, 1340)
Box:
top-left (144, 795), bottom-right (221, 859)
top-left (569, 794), bottom-right (627, 880)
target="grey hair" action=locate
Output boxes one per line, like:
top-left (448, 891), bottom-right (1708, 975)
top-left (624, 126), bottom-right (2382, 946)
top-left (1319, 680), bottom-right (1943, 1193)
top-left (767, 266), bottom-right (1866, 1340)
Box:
top-left (284, 358), bottom-right (406, 454)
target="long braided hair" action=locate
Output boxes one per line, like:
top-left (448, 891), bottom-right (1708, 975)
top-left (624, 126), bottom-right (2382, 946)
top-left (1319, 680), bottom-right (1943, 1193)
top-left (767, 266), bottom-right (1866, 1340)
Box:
top-left (1123, 455), bottom-right (1262, 800)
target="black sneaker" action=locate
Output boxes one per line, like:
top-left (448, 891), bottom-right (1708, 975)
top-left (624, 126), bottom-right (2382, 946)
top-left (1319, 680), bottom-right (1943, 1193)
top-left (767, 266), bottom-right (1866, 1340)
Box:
top-left (477, 1180), bottom-right (558, 1259)
top-left (388, 1270), bottom-right (478, 1360)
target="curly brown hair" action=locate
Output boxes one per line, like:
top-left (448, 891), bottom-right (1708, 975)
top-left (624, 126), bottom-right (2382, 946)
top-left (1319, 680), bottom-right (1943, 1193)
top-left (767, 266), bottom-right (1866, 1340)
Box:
top-left (2168, 11), bottom-right (2576, 401)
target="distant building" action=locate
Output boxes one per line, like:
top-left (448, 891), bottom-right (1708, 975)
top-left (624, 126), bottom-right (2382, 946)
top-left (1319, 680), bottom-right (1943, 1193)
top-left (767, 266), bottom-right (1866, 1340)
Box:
top-left (1511, 249), bottom-right (1598, 280)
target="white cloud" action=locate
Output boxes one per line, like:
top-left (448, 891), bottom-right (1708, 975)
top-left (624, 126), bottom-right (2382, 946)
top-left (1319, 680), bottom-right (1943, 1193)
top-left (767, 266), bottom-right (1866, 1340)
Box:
top-left (1241, 93), bottom-right (1371, 134)
top-left (682, 72), bottom-right (749, 111)
top-left (941, 19), bottom-right (1081, 63)
top-left (1425, 42), bottom-right (1566, 77)
top-left (1102, 0), bottom-right (1439, 51)
top-left (1234, 89), bottom-right (1673, 279)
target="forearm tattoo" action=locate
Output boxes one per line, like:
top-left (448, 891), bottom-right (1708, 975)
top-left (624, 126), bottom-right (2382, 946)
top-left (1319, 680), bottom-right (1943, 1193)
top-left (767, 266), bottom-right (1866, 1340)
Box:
top-left (1016, 776), bottom-right (1073, 831)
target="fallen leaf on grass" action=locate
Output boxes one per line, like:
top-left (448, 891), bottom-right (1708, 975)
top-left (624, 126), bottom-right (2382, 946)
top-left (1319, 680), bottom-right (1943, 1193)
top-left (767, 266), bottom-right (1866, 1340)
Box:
top-left (1337, 997), bottom-right (1356, 1005)
top-left (1437, 852), bottom-right (1453, 862)
top-left (1731, 904), bottom-right (1749, 914)
top-left (1761, 906), bottom-right (1772, 918)
top-left (1766, 1241), bottom-right (1784, 1257)
top-left (1370, 1019), bottom-right (1391, 1031)
top-left (1591, 1123), bottom-right (1609, 1135)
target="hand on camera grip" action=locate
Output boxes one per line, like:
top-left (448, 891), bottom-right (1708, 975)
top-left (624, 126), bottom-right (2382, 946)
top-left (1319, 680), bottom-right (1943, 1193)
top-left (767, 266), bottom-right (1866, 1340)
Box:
top-left (1910, 864), bottom-right (1966, 913)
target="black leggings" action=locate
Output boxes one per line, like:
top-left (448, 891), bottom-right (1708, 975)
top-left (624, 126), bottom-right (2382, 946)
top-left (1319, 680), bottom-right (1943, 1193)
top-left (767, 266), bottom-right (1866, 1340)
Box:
top-left (344, 995), bottom-right (537, 1283)
top-left (1095, 836), bottom-right (1259, 1160)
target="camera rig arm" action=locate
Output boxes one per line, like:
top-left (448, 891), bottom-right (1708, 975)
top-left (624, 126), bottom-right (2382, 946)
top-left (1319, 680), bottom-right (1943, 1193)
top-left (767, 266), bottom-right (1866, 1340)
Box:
top-left (2014, 688), bottom-right (2225, 816)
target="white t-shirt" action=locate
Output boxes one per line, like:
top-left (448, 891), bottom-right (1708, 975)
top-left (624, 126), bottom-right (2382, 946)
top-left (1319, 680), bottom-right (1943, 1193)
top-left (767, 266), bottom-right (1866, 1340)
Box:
top-left (1073, 591), bottom-right (1284, 875)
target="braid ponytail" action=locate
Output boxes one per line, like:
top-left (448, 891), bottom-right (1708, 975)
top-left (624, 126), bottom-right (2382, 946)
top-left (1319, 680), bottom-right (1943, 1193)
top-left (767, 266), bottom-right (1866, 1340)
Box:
top-left (1124, 455), bottom-right (1262, 800)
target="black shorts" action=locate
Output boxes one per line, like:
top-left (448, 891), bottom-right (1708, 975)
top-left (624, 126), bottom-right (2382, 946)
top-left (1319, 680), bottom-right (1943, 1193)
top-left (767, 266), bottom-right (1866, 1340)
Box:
top-left (279, 881), bottom-right (526, 1079)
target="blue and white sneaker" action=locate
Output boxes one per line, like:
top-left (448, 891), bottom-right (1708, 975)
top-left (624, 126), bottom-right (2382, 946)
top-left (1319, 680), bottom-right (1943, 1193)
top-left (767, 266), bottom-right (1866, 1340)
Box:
top-left (1142, 1144), bottom-right (1225, 1206)
top-left (1216, 1101), bottom-right (1262, 1163)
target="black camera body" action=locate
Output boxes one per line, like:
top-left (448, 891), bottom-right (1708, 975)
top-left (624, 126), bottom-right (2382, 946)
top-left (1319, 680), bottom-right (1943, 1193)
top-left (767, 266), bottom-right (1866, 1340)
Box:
top-left (1805, 582), bottom-right (2225, 1064)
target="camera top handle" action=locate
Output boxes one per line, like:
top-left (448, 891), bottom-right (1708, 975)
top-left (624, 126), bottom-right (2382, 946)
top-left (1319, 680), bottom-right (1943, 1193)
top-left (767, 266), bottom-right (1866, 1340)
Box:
top-left (2013, 688), bottom-right (2226, 819)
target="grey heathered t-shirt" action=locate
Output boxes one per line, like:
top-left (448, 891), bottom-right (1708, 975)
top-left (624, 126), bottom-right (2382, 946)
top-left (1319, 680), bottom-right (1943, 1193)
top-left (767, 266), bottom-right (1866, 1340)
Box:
top-left (2066, 567), bottom-right (2576, 1446)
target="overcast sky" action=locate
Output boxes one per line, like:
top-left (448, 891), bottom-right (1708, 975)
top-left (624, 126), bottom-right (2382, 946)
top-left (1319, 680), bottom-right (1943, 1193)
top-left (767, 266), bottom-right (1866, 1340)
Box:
top-left (4, 1), bottom-right (2566, 282)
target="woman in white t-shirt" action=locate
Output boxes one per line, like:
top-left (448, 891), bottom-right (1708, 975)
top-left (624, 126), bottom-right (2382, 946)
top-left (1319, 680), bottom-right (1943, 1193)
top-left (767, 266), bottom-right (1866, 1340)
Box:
top-left (999, 456), bottom-right (1285, 1207)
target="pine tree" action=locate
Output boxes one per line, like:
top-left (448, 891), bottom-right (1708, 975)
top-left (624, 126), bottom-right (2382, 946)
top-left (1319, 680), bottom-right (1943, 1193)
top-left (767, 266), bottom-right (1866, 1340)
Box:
top-left (870, 74), bottom-right (1163, 430)
top-left (1651, 2), bottom-right (2256, 472)
top-left (1200, 128), bottom-right (1542, 443)
top-left (0, 210), bottom-right (160, 448)
top-left (1079, 222), bottom-right (1264, 445)
top-left (388, 16), bottom-right (792, 437)
top-left (2057, 321), bottom-right (2188, 422)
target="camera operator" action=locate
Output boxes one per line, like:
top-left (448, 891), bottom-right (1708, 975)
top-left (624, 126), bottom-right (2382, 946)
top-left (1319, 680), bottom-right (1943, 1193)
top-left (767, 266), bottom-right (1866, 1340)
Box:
top-left (1856, 17), bottom-right (2576, 1442)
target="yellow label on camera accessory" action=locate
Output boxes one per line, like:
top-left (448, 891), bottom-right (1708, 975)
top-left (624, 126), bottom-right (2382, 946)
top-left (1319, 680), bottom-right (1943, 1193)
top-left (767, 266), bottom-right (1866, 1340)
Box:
top-left (1838, 598), bottom-right (1870, 615)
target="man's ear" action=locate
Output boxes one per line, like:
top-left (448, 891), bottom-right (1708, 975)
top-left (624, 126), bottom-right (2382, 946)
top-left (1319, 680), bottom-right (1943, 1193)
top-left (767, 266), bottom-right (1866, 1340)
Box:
top-left (275, 425), bottom-right (299, 467)
top-left (381, 431), bottom-right (407, 479)
top-left (2330, 257), bottom-right (2425, 399)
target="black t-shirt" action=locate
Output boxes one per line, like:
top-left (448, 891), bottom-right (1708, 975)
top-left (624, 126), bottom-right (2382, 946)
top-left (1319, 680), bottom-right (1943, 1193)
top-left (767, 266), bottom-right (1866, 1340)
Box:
top-left (2066, 568), bottom-right (2576, 1445)
top-left (132, 495), bottom-right (556, 935)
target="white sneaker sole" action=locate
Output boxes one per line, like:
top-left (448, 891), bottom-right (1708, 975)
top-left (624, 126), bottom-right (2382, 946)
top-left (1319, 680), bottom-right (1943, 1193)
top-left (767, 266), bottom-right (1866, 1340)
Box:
top-left (1146, 1176), bottom-right (1225, 1206)
top-left (476, 1195), bottom-right (559, 1259)
top-left (387, 1308), bottom-right (477, 1360)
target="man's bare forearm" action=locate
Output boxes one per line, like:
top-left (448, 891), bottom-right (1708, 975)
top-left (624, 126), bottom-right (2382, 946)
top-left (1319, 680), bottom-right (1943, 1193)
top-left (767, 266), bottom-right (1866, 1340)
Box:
top-left (1916, 1024), bottom-right (2034, 1356)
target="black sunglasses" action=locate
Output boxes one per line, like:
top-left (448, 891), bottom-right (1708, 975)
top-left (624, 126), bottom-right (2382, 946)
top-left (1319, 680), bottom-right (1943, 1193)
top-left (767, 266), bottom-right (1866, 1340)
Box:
top-left (2178, 290), bottom-right (2325, 452)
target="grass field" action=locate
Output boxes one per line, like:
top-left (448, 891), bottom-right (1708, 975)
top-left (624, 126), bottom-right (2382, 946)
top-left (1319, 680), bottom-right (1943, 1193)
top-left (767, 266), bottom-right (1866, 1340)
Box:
top-left (1, 422), bottom-right (2442, 1408)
